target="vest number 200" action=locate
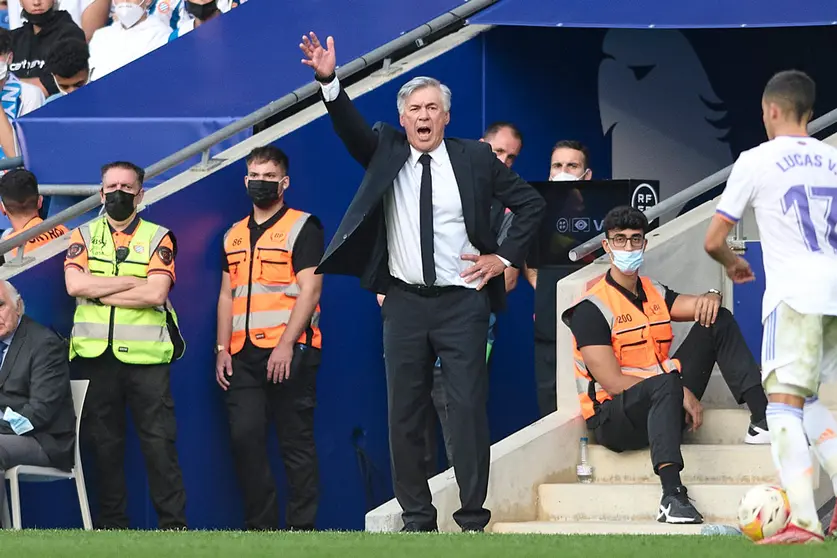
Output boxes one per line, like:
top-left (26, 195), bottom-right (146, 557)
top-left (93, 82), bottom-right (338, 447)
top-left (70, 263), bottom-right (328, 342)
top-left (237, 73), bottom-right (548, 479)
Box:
top-left (615, 314), bottom-right (633, 324)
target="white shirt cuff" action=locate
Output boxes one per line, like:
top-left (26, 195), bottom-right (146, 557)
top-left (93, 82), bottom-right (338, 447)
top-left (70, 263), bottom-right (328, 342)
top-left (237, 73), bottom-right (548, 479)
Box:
top-left (496, 255), bottom-right (510, 268)
top-left (320, 77), bottom-right (341, 102)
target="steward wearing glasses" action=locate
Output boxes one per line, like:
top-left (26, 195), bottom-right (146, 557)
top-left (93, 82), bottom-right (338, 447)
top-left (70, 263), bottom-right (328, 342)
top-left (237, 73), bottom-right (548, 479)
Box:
top-left (560, 206), bottom-right (768, 526)
top-left (64, 161), bottom-right (187, 530)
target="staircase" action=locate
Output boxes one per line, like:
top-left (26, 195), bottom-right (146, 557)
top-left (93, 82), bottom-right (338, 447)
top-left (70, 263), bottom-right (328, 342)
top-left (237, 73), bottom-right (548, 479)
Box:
top-left (492, 390), bottom-right (837, 535)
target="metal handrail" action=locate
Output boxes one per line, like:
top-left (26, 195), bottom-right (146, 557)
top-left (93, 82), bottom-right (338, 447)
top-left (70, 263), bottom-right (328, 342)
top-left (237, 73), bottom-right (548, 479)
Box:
top-left (0, 157), bottom-right (23, 172)
top-left (0, 0), bottom-right (499, 261)
top-left (568, 106), bottom-right (837, 262)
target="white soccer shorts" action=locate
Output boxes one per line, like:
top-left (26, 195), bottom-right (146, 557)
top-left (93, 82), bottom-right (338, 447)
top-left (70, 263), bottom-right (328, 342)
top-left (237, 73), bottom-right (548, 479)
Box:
top-left (761, 302), bottom-right (837, 397)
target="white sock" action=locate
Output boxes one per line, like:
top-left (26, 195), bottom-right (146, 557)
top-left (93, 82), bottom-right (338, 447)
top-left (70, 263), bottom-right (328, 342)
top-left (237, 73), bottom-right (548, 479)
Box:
top-left (803, 396), bottom-right (837, 494)
top-left (766, 402), bottom-right (822, 533)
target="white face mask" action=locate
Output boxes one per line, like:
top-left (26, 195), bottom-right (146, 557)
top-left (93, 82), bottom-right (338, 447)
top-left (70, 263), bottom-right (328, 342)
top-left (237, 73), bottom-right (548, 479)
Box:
top-left (550, 171), bottom-right (584, 182)
top-left (114, 2), bottom-right (146, 28)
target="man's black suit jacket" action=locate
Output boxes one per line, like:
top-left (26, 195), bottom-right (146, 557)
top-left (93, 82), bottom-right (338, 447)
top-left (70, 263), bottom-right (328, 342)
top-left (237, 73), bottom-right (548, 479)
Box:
top-left (315, 85), bottom-right (545, 312)
top-left (0, 315), bottom-right (76, 470)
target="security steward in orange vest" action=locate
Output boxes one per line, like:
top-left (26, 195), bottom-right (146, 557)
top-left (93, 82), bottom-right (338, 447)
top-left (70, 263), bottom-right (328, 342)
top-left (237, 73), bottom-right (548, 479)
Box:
top-left (560, 206), bottom-right (768, 525)
top-left (0, 169), bottom-right (68, 262)
top-left (216, 146), bottom-right (324, 531)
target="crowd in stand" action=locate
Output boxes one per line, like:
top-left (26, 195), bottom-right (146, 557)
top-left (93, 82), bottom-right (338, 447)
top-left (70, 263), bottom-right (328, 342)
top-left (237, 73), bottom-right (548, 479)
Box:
top-left (0, 0), bottom-right (248, 162)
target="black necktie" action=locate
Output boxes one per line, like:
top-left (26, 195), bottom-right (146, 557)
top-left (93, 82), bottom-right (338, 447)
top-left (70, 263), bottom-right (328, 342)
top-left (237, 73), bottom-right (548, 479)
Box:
top-left (0, 340), bottom-right (8, 368)
top-left (418, 153), bottom-right (436, 287)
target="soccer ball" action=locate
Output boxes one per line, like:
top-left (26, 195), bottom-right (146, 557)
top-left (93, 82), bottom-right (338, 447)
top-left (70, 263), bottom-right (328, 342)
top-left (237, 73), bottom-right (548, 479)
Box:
top-left (737, 484), bottom-right (791, 541)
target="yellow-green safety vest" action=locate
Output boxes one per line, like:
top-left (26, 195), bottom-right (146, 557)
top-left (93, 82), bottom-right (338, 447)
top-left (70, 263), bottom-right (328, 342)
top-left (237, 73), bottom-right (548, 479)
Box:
top-left (69, 217), bottom-right (185, 365)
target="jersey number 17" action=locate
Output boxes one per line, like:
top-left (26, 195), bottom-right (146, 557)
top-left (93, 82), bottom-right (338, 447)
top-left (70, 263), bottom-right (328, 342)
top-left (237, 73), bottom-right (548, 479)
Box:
top-left (782, 184), bottom-right (837, 252)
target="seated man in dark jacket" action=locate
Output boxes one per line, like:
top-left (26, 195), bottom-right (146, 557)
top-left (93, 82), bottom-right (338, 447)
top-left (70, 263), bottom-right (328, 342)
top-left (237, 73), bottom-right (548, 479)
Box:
top-left (0, 279), bottom-right (76, 495)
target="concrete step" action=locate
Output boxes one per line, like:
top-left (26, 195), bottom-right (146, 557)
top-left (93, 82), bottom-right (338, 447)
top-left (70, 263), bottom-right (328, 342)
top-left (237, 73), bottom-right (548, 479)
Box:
top-left (686, 409), bottom-right (752, 445)
top-left (700, 374), bottom-right (837, 409)
top-left (538, 483), bottom-right (756, 523)
top-left (492, 520), bottom-right (708, 535)
top-left (538, 480), bottom-right (834, 523)
top-left (587, 444), bottom-right (778, 484)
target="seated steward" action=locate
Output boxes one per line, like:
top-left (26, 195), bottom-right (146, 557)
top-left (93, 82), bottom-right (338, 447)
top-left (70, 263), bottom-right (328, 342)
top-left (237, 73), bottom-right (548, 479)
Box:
top-left (561, 206), bottom-right (769, 525)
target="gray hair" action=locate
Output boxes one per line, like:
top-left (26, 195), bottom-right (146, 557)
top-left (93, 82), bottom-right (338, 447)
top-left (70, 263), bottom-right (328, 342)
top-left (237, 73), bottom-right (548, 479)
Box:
top-left (2, 281), bottom-right (23, 314)
top-left (396, 76), bottom-right (452, 116)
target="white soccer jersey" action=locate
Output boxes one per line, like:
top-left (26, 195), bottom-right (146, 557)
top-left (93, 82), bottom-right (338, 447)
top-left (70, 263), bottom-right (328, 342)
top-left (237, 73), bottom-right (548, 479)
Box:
top-left (716, 135), bottom-right (837, 321)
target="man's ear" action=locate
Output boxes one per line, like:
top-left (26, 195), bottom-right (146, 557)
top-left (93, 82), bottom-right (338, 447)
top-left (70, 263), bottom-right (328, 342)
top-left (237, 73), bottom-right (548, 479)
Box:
top-left (0, 202), bottom-right (6, 217)
top-left (37, 195), bottom-right (43, 210)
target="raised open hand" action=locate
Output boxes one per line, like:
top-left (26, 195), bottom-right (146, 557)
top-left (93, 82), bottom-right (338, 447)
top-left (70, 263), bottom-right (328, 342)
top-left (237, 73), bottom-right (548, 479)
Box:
top-left (300, 32), bottom-right (336, 79)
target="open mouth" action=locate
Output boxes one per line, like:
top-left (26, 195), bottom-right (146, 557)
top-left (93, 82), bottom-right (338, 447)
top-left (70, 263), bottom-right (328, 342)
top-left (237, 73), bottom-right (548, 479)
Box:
top-left (417, 126), bottom-right (431, 139)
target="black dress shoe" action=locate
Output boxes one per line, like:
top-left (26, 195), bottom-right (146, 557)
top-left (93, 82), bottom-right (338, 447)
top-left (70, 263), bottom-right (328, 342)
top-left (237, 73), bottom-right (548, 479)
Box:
top-left (461, 524), bottom-right (485, 533)
top-left (400, 522), bottom-right (438, 532)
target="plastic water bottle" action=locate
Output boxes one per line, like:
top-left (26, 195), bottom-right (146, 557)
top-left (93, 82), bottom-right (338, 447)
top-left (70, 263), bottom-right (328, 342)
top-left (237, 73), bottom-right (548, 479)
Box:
top-left (576, 437), bottom-right (593, 483)
top-left (700, 524), bottom-right (742, 536)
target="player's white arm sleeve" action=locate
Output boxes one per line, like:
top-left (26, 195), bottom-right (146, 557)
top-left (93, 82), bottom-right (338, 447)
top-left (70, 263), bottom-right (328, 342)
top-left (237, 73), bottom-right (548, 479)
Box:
top-left (715, 151), bottom-right (756, 223)
top-left (320, 77), bottom-right (341, 102)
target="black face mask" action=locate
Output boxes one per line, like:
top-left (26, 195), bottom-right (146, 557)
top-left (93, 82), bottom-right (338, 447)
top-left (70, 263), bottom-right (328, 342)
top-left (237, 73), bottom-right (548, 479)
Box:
top-left (22, 8), bottom-right (58, 27)
top-left (185, 0), bottom-right (219, 21)
top-left (247, 180), bottom-right (281, 209)
top-left (104, 190), bottom-right (137, 222)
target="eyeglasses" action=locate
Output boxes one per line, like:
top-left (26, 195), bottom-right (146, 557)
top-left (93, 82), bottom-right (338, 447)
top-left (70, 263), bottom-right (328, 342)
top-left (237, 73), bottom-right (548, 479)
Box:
top-left (608, 234), bottom-right (645, 248)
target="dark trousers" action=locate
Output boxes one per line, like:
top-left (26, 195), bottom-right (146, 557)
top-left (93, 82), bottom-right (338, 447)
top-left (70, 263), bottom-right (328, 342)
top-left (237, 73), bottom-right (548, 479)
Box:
top-left (226, 343), bottom-right (320, 530)
top-left (424, 364), bottom-right (454, 477)
top-left (590, 308), bottom-right (762, 472)
top-left (534, 338), bottom-right (557, 417)
top-left (77, 352), bottom-right (187, 529)
top-left (382, 283), bottom-right (491, 530)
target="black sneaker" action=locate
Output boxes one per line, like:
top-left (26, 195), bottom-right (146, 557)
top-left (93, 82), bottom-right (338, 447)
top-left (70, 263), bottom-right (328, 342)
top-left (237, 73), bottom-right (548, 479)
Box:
top-left (657, 485), bottom-right (704, 524)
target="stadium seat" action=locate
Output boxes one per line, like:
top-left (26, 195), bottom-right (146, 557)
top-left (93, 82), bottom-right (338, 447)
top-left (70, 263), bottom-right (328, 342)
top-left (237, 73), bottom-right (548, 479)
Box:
top-left (1, 379), bottom-right (92, 530)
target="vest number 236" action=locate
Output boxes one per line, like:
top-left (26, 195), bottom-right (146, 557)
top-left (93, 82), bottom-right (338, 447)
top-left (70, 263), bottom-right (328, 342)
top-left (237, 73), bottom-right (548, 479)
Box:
top-left (782, 184), bottom-right (837, 252)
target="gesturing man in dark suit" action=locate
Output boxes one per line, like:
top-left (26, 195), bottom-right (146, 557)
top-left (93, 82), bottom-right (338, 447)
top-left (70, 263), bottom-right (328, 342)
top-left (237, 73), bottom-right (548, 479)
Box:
top-left (0, 280), bottom-right (77, 508)
top-left (300, 33), bottom-right (545, 533)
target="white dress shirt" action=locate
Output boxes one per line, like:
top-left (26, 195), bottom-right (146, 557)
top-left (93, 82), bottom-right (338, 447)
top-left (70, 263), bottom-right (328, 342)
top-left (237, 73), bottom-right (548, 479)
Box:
top-left (321, 77), bottom-right (509, 288)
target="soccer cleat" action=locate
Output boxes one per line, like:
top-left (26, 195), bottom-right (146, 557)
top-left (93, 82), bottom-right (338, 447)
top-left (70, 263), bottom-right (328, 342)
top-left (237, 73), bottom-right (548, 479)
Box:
top-left (829, 501), bottom-right (837, 537)
top-left (756, 523), bottom-right (824, 545)
top-left (657, 485), bottom-right (704, 524)
top-left (744, 419), bottom-right (770, 444)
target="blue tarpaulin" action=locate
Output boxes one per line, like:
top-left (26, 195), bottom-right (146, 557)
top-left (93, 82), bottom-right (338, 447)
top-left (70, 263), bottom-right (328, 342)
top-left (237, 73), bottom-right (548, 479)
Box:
top-left (468, 0), bottom-right (837, 28)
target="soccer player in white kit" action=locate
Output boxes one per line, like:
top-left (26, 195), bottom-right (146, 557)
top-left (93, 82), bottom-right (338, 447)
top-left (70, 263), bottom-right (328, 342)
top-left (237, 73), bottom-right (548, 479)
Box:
top-left (705, 70), bottom-right (837, 544)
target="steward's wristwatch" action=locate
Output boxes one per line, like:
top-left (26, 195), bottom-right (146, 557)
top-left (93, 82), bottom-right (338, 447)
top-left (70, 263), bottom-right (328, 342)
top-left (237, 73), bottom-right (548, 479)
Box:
top-left (214, 344), bottom-right (226, 355)
top-left (707, 288), bottom-right (722, 300)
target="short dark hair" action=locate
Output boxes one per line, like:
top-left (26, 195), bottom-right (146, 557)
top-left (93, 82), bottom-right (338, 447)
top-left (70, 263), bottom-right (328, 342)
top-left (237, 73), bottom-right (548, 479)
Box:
top-left (483, 121), bottom-right (523, 146)
top-left (552, 140), bottom-right (590, 169)
top-left (0, 169), bottom-right (39, 215)
top-left (763, 70), bottom-right (816, 123)
top-left (0, 28), bottom-right (11, 57)
top-left (101, 161), bottom-right (145, 185)
top-left (246, 146), bottom-right (289, 174)
top-left (602, 206), bottom-right (649, 236)
top-left (46, 39), bottom-right (90, 78)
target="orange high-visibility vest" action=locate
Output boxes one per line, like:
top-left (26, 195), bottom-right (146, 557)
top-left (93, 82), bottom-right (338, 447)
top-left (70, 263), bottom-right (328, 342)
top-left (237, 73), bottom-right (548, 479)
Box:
top-left (1, 216), bottom-right (68, 258)
top-left (562, 276), bottom-right (680, 420)
top-left (223, 208), bottom-right (322, 354)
